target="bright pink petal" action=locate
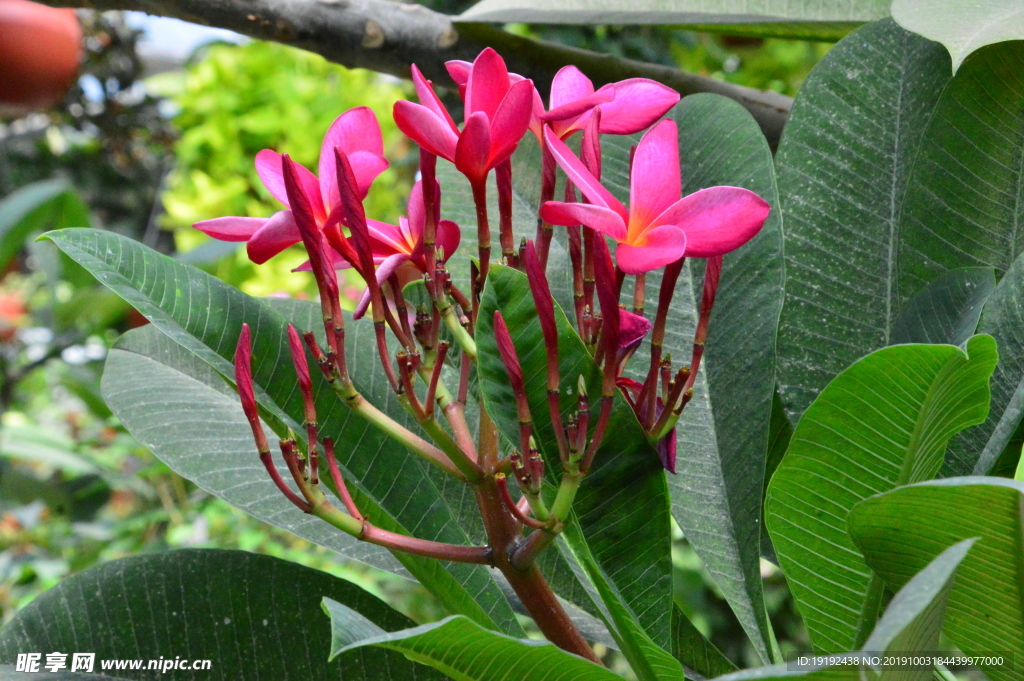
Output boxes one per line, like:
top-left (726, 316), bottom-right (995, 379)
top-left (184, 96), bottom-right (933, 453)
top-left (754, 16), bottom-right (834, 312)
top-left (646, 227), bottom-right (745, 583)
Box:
top-left (321, 150), bottom-right (388, 209)
top-left (393, 100), bottom-right (459, 162)
top-left (436, 219), bottom-right (461, 261)
top-left (630, 119), bottom-right (681, 228)
top-left (444, 60), bottom-right (471, 86)
top-left (653, 186), bottom-right (770, 257)
top-left (549, 65), bottom-right (595, 109)
top-left (489, 79), bottom-right (535, 164)
top-left (193, 216), bottom-right (266, 241)
top-left (540, 201), bottom-right (627, 241)
top-left (406, 180), bottom-right (426, 234)
top-left (455, 112), bottom-right (492, 183)
top-left (246, 210), bottom-right (302, 264)
top-left (617, 225), bottom-right (687, 274)
top-left (255, 150), bottom-right (324, 220)
top-left (466, 47), bottom-right (510, 119)
top-left (593, 79), bottom-right (680, 135)
top-left (413, 65), bottom-right (459, 133)
top-left (318, 108), bottom-right (386, 201)
top-left (367, 218), bottom-right (410, 255)
top-left (543, 91), bottom-right (614, 123)
top-left (293, 247), bottom-right (355, 272)
top-left (353, 253), bottom-right (410, 319)
top-left (543, 127), bottom-right (628, 221)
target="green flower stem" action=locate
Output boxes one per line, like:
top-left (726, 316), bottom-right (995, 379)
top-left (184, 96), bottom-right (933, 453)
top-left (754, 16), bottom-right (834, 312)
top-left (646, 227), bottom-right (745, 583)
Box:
top-left (324, 374), bottom-right (465, 480)
top-left (510, 469), bottom-right (582, 570)
top-left (437, 296), bottom-right (478, 359)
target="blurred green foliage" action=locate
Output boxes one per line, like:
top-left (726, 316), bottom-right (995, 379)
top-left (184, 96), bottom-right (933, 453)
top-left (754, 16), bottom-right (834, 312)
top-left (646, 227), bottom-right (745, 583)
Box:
top-left (152, 41), bottom-right (414, 297)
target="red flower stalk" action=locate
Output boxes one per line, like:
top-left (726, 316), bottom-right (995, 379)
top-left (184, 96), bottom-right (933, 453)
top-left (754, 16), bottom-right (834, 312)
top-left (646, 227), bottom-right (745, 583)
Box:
top-left (524, 241), bottom-right (569, 460)
top-left (287, 324), bottom-right (319, 483)
top-left (493, 311), bottom-right (533, 456)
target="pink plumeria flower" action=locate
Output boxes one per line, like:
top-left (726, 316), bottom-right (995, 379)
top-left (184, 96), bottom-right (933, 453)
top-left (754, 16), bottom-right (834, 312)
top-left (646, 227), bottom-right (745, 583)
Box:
top-left (193, 107), bottom-right (389, 264)
top-left (324, 180), bottom-right (460, 318)
top-left (393, 48), bottom-right (534, 184)
top-left (540, 119), bottom-right (771, 274)
top-left (445, 63), bottom-right (679, 142)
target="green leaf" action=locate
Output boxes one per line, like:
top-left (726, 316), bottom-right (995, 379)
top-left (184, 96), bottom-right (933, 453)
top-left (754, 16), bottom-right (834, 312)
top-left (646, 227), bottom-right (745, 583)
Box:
top-left (711, 538), bottom-right (973, 681)
top-left (898, 40), bottom-right (1024, 296)
top-left (0, 548), bottom-right (443, 680)
top-left (476, 263), bottom-right (674, 650)
top-left (892, 0), bottom-right (1024, 73)
top-left (671, 605), bottom-right (737, 679)
top-left (46, 228), bottom-right (518, 635)
top-left (324, 600), bottom-right (623, 681)
top-left (558, 520), bottom-right (684, 681)
top-left (775, 18), bottom-right (951, 419)
top-left (0, 179), bottom-right (88, 273)
top-left (889, 267), bottom-right (996, 346)
top-left (601, 94), bottom-right (785, 662)
top-left (850, 478), bottom-right (1024, 681)
top-left (457, 0), bottom-right (889, 40)
top-left (765, 335), bottom-right (997, 653)
top-left (945, 254), bottom-right (1024, 476)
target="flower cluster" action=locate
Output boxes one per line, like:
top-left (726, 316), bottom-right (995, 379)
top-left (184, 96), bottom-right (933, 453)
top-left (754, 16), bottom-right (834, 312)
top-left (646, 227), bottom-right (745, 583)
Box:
top-left (197, 48), bottom-right (770, 658)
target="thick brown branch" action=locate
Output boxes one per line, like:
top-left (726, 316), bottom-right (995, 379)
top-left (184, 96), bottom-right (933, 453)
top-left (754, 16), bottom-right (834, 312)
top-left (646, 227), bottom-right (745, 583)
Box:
top-left (48, 0), bottom-right (790, 147)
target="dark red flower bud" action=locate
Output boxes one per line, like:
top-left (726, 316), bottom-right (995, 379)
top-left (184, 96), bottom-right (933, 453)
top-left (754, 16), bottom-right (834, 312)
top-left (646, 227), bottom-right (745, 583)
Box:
top-left (493, 311), bottom-right (525, 398)
top-left (234, 323), bottom-right (268, 453)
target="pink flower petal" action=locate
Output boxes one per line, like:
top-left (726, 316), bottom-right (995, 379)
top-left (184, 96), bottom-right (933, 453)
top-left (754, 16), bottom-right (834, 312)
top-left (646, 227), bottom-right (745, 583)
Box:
top-left (630, 119), bottom-right (681, 228)
top-left (653, 186), bottom-right (770, 257)
top-left (436, 219), bottom-right (461, 261)
top-left (414, 65), bottom-right (459, 133)
top-left (406, 180), bottom-right (426, 234)
top-left (353, 252), bottom-right (410, 319)
top-left (617, 308), bottom-right (652, 351)
top-left (542, 91), bottom-right (614, 123)
top-left (455, 111), bottom-right (492, 183)
top-left (594, 79), bottom-right (680, 135)
top-left (293, 247), bottom-right (355, 272)
top-left (193, 216), bottom-right (266, 241)
top-left (444, 60), bottom-right (471, 86)
top-left (489, 79), bottom-right (535, 165)
top-left (466, 47), bottom-right (510, 119)
top-left (540, 201), bottom-right (627, 241)
top-left (367, 218), bottom-right (410, 255)
top-left (321, 150), bottom-right (389, 210)
top-left (246, 210), bottom-right (302, 264)
top-left (393, 100), bottom-right (459, 162)
top-left (543, 127), bottom-right (628, 221)
top-left (616, 225), bottom-right (687, 274)
top-left (318, 108), bottom-right (386, 201)
top-left (549, 65), bottom-right (595, 110)
top-left (255, 150), bottom-right (324, 221)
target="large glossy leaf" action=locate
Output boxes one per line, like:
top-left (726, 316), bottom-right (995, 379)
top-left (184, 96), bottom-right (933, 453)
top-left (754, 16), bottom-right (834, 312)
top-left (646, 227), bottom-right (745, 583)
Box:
top-left (892, 0), bottom-right (1024, 72)
top-left (477, 264), bottom-right (674, 649)
top-left (765, 336), bottom-right (997, 653)
top-left (599, 94), bottom-right (786, 662)
top-left (0, 549), bottom-right (443, 680)
top-left (712, 538), bottom-right (973, 681)
top-left (48, 228), bottom-right (519, 635)
top-left (775, 19), bottom-right (951, 420)
top-left (850, 477), bottom-right (1024, 681)
top-left (946, 253), bottom-right (1024, 476)
top-left (458, 0), bottom-right (889, 40)
top-left (671, 606), bottom-right (736, 679)
top-left (898, 40), bottom-right (1024, 297)
top-left (324, 600), bottom-right (623, 681)
top-left (889, 267), bottom-right (996, 346)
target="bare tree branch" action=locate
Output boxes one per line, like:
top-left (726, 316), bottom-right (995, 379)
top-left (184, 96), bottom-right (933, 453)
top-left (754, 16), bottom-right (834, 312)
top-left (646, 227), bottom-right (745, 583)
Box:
top-left (44, 0), bottom-right (791, 147)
